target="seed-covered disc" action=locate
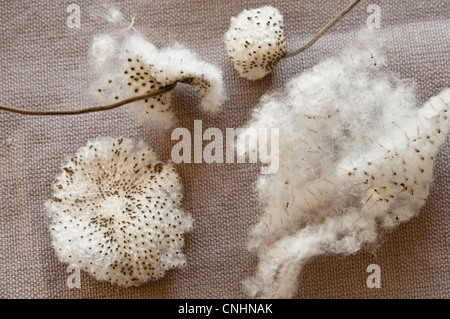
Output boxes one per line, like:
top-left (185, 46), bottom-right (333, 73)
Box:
top-left (224, 6), bottom-right (286, 80)
top-left (46, 137), bottom-right (193, 287)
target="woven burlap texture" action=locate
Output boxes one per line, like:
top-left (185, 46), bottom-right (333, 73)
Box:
top-left (0, 0), bottom-right (448, 298)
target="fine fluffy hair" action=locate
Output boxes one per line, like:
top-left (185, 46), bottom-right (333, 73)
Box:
top-left (224, 6), bottom-right (286, 80)
top-left (46, 137), bottom-right (193, 287)
top-left (238, 29), bottom-right (450, 298)
top-left (90, 18), bottom-right (225, 128)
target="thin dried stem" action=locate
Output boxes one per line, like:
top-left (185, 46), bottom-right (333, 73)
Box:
top-left (284, 0), bottom-right (361, 58)
top-left (0, 84), bottom-right (176, 116)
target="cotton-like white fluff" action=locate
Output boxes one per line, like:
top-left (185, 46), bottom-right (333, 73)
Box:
top-left (224, 6), bottom-right (286, 80)
top-left (238, 29), bottom-right (450, 298)
top-left (46, 137), bottom-right (193, 287)
top-left (90, 28), bottom-right (225, 128)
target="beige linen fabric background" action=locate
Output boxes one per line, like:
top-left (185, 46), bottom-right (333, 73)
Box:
top-left (0, 0), bottom-right (448, 299)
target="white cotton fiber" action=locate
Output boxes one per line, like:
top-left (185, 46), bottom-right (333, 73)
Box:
top-left (238, 29), bottom-right (450, 298)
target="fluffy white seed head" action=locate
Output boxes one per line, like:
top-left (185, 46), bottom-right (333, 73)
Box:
top-left (224, 6), bottom-right (286, 80)
top-left (46, 137), bottom-right (193, 287)
top-left (238, 29), bottom-right (450, 298)
top-left (90, 27), bottom-right (225, 128)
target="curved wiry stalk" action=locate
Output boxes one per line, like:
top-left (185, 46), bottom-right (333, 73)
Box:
top-left (284, 0), bottom-right (361, 58)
